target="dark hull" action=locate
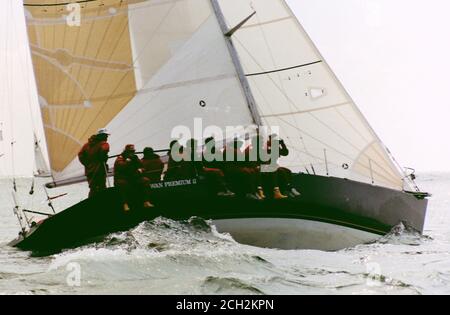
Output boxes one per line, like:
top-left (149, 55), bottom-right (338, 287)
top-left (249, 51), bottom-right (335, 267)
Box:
top-left (9, 174), bottom-right (428, 253)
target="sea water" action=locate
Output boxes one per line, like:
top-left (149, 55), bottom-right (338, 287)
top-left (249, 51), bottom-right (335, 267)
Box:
top-left (0, 173), bottom-right (449, 295)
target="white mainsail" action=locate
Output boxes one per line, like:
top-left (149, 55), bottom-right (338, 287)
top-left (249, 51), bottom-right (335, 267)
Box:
top-left (22, 0), bottom-right (409, 191)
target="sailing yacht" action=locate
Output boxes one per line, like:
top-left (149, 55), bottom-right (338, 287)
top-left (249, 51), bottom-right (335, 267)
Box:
top-left (10, 0), bottom-right (428, 253)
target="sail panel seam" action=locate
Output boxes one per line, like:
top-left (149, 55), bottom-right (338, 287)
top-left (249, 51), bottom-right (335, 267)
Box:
top-left (77, 2), bottom-right (179, 141)
top-left (261, 102), bottom-right (350, 118)
top-left (246, 60), bottom-right (322, 77)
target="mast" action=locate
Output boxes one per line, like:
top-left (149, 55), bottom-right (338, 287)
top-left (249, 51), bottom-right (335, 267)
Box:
top-left (210, 0), bottom-right (262, 127)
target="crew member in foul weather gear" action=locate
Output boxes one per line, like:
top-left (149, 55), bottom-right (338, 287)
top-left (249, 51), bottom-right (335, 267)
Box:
top-left (141, 147), bottom-right (164, 182)
top-left (244, 135), bottom-right (287, 200)
top-left (243, 135), bottom-right (267, 200)
top-left (265, 134), bottom-right (301, 198)
top-left (114, 144), bottom-right (154, 212)
top-left (222, 138), bottom-right (261, 200)
top-left (78, 128), bottom-right (110, 198)
top-left (187, 138), bottom-right (234, 197)
top-left (164, 140), bottom-right (192, 180)
top-left (203, 137), bottom-right (224, 170)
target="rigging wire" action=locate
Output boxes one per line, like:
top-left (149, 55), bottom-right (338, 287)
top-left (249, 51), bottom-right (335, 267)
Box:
top-left (5, 0), bottom-right (18, 191)
top-left (4, 0), bottom-right (32, 230)
top-left (14, 3), bottom-right (40, 202)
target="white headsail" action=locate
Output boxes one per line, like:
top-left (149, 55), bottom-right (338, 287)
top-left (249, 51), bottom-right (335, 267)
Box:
top-left (22, 0), bottom-right (409, 191)
top-left (218, 0), bottom-right (408, 190)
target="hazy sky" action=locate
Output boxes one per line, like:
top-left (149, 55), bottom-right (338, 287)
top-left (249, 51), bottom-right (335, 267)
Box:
top-left (1, 0), bottom-right (449, 176)
top-left (288, 0), bottom-right (450, 172)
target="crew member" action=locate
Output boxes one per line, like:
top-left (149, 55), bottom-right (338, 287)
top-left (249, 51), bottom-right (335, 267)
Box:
top-left (194, 138), bottom-right (234, 197)
top-left (141, 147), bottom-right (164, 182)
top-left (114, 144), bottom-right (154, 212)
top-left (266, 134), bottom-right (301, 198)
top-left (164, 140), bottom-right (191, 180)
top-left (222, 138), bottom-right (261, 200)
top-left (243, 135), bottom-right (266, 200)
top-left (78, 128), bottom-right (110, 198)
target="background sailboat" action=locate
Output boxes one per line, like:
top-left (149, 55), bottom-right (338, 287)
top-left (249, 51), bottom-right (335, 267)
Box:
top-left (0, 0), bottom-right (48, 179)
top-left (10, 0), bottom-right (428, 252)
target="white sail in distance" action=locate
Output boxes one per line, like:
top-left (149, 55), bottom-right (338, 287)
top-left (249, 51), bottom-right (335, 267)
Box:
top-left (0, 0), bottom-right (37, 178)
top-left (23, 0), bottom-right (409, 191)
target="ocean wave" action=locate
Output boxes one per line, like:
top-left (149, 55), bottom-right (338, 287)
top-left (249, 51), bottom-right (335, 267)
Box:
top-left (374, 222), bottom-right (433, 246)
top-left (201, 276), bottom-right (265, 295)
top-left (42, 217), bottom-right (279, 294)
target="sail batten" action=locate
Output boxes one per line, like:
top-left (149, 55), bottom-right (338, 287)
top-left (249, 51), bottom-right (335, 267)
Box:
top-left (246, 60), bottom-right (322, 77)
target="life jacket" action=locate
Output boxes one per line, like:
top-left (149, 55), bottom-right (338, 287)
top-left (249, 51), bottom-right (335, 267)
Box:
top-left (114, 154), bottom-right (143, 186)
top-left (78, 136), bottom-right (96, 167)
top-left (78, 136), bottom-right (110, 176)
top-left (166, 150), bottom-right (195, 179)
top-left (141, 154), bottom-right (164, 181)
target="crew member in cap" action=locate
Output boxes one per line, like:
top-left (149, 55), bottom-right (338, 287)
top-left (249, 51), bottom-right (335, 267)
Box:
top-left (114, 144), bottom-right (154, 212)
top-left (78, 128), bottom-right (111, 198)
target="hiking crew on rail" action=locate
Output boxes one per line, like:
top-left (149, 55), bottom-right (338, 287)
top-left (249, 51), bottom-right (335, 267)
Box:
top-left (78, 130), bottom-right (301, 210)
